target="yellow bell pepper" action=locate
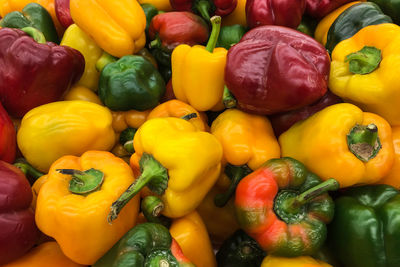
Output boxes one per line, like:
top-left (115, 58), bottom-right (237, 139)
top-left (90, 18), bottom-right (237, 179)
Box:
top-left (378, 126), bottom-right (400, 188)
top-left (17, 101), bottom-right (115, 172)
top-left (138, 0), bottom-right (172, 11)
top-left (3, 242), bottom-right (86, 267)
top-left (63, 85), bottom-right (102, 104)
top-left (329, 23), bottom-right (400, 126)
top-left (108, 117), bottom-right (223, 220)
top-left (70, 0), bottom-right (146, 58)
top-left (31, 175), bottom-right (47, 211)
top-left (172, 16), bottom-right (227, 111)
top-left (35, 151), bottom-right (140, 265)
top-left (261, 255), bottom-right (332, 267)
top-left (61, 24), bottom-right (103, 92)
top-left (221, 0), bottom-right (246, 27)
top-left (314, 1), bottom-right (363, 45)
top-left (170, 211), bottom-right (217, 267)
top-left (279, 103), bottom-right (394, 188)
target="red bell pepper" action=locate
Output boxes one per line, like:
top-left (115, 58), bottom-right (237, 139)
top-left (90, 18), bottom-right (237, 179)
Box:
top-left (55, 0), bottom-right (73, 29)
top-left (246, 0), bottom-right (306, 29)
top-left (0, 160), bottom-right (40, 265)
top-left (169, 0), bottom-right (236, 20)
top-left (305, 0), bottom-right (354, 19)
top-left (0, 103), bottom-right (16, 163)
top-left (0, 27), bottom-right (84, 118)
top-left (225, 25), bottom-right (330, 115)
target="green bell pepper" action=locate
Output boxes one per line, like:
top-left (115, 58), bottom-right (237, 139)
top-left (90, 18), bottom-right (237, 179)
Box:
top-left (141, 3), bottom-right (159, 35)
top-left (99, 55), bottom-right (165, 111)
top-left (0, 3), bottom-right (59, 43)
top-left (328, 184), bottom-right (400, 267)
top-left (216, 24), bottom-right (247, 50)
top-left (326, 2), bottom-right (392, 53)
top-left (296, 15), bottom-right (318, 37)
top-left (369, 0), bottom-right (400, 24)
top-left (94, 222), bottom-right (195, 267)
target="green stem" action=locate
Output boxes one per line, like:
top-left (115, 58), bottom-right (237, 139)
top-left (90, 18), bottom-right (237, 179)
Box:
top-left (347, 123), bottom-right (381, 162)
top-left (96, 52), bottom-right (118, 72)
top-left (223, 86), bottom-right (237, 108)
top-left (150, 37), bottom-right (161, 49)
top-left (141, 196), bottom-right (172, 228)
top-left (108, 153), bottom-right (168, 223)
top-left (181, 113), bottom-right (198, 121)
top-left (196, 0), bottom-right (211, 21)
top-left (14, 161), bottom-right (44, 180)
top-left (345, 46), bottom-right (382, 74)
top-left (119, 127), bottom-right (137, 154)
top-left (205, 16), bottom-right (221, 53)
top-left (21, 27), bottom-right (46, 44)
top-left (56, 168), bottom-right (104, 195)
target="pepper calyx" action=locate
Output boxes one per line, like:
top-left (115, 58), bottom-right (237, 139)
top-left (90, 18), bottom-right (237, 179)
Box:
top-left (345, 46), bottom-right (382, 75)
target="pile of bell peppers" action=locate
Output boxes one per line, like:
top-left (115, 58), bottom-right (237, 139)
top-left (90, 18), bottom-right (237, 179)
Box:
top-left (2, 0), bottom-right (400, 266)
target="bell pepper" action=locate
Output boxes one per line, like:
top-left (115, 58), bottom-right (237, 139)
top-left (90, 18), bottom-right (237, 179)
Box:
top-left (296, 15), bottom-right (318, 37)
top-left (139, 0), bottom-right (173, 12)
top-left (141, 3), bottom-right (158, 35)
top-left (172, 16), bottom-right (227, 111)
top-left (99, 55), bottom-right (166, 111)
top-left (328, 184), bottom-right (400, 267)
top-left (235, 157), bottom-right (339, 257)
top-left (55, 0), bottom-right (72, 29)
top-left (108, 117), bottom-right (223, 220)
top-left (279, 103), bottom-right (394, 188)
top-left (94, 222), bottom-right (194, 267)
top-left (17, 101), bottom-right (116, 173)
top-left (0, 27), bottom-right (84, 118)
top-left (225, 25), bottom-right (330, 115)
top-left (3, 242), bottom-right (86, 267)
top-left (329, 23), bottom-right (400, 126)
top-left (269, 91), bottom-right (342, 137)
top-left (216, 24), bottom-right (246, 50)
top-left (379, 126), bottom-right (400, 188)
top-left (245, 0), bottom-right (306, 29)
top-left (0, 2), bottom-right (59, 43)
top-left (221, 0), bottom-right (246, 26)
top-left (70, 0), bottom-right (146, 58)
top-left (112, 110), bottom-right (150, 134)
top-left (306, 0), bottom-right (354, 19)
top-left (325, 2), bottom-right (392, 53)
top-left (35, 151), bottom-right (140, 265)
top-left (261, 255), bottom-right (332, 267)
top-left (0, 102), bottom-right (16, 163)
top-left (169, 0), bottom-right (237, 20)
top-left (370, 0), bottom-right (400, 24)
top-left (61, 24), bottom-right (103, 92)
top-left (216, 229), bottom-right (266, 267)
top-left (63, 85), bottom-right (103, 105)
top-left (170, 211), bottom-right (217, 267)
top-left (147, 99), bottom-right (209, 131)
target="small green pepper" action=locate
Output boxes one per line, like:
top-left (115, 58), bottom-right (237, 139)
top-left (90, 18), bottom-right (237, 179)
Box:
top-left (141, 3), bottom-right (158, 35)
top-left (369, 0), bottom-right (400, 24)
top-left (216, 24), bottom-right (247, 50)
top-left (296, 15), bottom-right (318, 37)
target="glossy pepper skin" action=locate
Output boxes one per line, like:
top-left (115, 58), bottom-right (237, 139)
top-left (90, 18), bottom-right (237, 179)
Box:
top-left (0, 28), bottom-right (84, 118)
top-left (139, 0), bottom-right (173, 12)
top-left (35, 151), bottom-right (140, 265)
top-left (64, 85), bottom-right (102, 105)
top-left (141, 3), bottom-right (158, 35)
top-left (379, 126), bottom-right (400, 188)
top-left (70, 0), bottom-right (146, 58)
top-left (370, 0), bottom-right (400, 24)
top-left (279, 103), bottom-right (394, 188)
top-left (306, 0), bottom-right (354, 19)
top-left (329, 23), bottom-right (400, 126)
top-left (225, 25), bottom-right (330, 115)
top-left (55, 0), bottom-right (73, 29)
top-left (99, 55), bottom-right (165, 111)
top-left (17, 101), bottom-right (116, 173)
top-left (0, 161), bottom-right (39, 265)
top-left (94, 223), bottom-right (194, 267)
top-left (328, 185), bottom-right (400, 267)
top-left (0, 2), bottom-right (59, 43)
top-left (235, 157), bottom-right (338, 257)
top-left (261, 255), bottom-right (332, 267)
top-left (245, 0), bottom-right (306, 29)
top-left (170, 0), bottom-right (237, 20)
top-left (0, 102), bottom-right (16, 163)
top-left (216, 24), bottom-right (246, 50)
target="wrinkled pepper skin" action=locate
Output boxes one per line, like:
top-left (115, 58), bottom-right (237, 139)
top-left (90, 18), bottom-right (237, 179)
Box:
top-left (329, 23), bottom-right (400, 126)
top-left (3, 242), bottom-right (86, 267)
top-left (70, 0), bottom-right (146, 58)
top-left (306, 0), bottom-right (354, 19)
top-left (225, 26), bottom-right (330, 115)
top-left (261, 255), bottom-right (332, 267)
top-left (170, 0), bottom-right (237, 19)
top-left (235, 157), bottom-right (337, 257)
top-left (328, 185), bottom-right (400, 267)
top-left (245, 0), bottom-right (305, 29)
top-left (17, 101), bottom-right (116, 173)
top-left (0, 102), bottom-right (16, 163)
top-left (370, 0), bottom-right (400, 24)
top-left (0, 2), bottom-right (59, 43)
top-left (35, 151), bottom-right (140, 265)
top-left (279, 103), bottom-right (394, 188)
top-left (99, 55), bottom-right (166, 111)
top-left (0, 161), bottom-right (39, 265)
top-left (379, 126), bottom-right (400, 188)
top-left (55, 0), bottom-right (73, 29)
top-left (0, 28), bottom-right (84, 118)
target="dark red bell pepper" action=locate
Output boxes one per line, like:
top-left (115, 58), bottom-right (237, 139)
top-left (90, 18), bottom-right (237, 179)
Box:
top-left (0, 160), bottom-right (40, 265)
top-left (0, 27), bottom-right (84, 118)
top-left (55, 0), bottom-right (73, 28)
top-left (246, 0), bottom-right (306, 29)
top-left (0, 103), bottom-right (16, 163)
top-left (169, 0), bottom-right (236, 20)
top-left (305, 0), bottom-right (353, 19)
top-left (225, 25), bottom-right (330, 115)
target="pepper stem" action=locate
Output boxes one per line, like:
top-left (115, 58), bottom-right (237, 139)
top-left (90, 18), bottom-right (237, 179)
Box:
top-left (195, 0), bottom-right (212, 21)
top-left (223, 86), bottom-right (237, 108)
top-left (21, 27), bottom-right (46, 44)
top-left (205, 16), bottom-right (221, 53)
top-left (345, 46), bottom-right (382, 75)
top-left (347, 123), bottom-right (381, 162)
top-left (150, 37), bottom-right (161, 49)
top-left (141, 196), bottom-right (172, 227)
top-left (214, 164), bottom-right (252, 207)
top-left (96, 52), bottom-right (118, 72)
top-left (14, 161), bottom-right (44, 180)
top-left (56, 168), bottom-right (104, 195)
top-left (119, 127), bottom-right (137, 154)
top-left (108, 153), bottom-right (168, 223)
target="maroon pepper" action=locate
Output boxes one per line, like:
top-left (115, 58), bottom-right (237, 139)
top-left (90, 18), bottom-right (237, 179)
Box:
top-left (0, 160), bottom-right (40, 265)
top-left (305, 0), bottom-right (354, 19)
top-left (225, 25), bottom-right (330, 115)
top-left (246, 0), bottom-right (306, 29)
top-left (55, 0), bottom-right (73, 28)
top-left (169, 0), bottom-right (236, 20)
top-left (0, 27), bottom-right (84, 118)
top-left (0, 103), bottom-right (16, 164)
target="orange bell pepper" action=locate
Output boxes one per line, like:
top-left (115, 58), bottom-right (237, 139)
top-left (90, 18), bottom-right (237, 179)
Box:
top-left (378, 126), bottom-right (400, 188)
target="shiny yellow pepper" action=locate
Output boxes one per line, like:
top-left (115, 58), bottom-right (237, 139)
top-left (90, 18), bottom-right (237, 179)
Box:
top-left (64, 85), bottom-right (103, 104)
top-left (279, 103), bottom-right (394, 188)
top-left (138, 0), bottom-right (172, 11)
top-left (61, 24), bottom-right (103, 92)
top-left (35, 151), bottom-right (140, 265)
top-left (261, 255), bottom-right (332, 267)
top-left (70, 0), bottom-right (146, 58)
top-left (17, 101), bottom-right (115, 173)
top-left (172, 16), bottom-right (227, 112)
top-left (221, 0), bottom-right (246, 26)
top-left (329, 23), bottom-right (400, 126)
